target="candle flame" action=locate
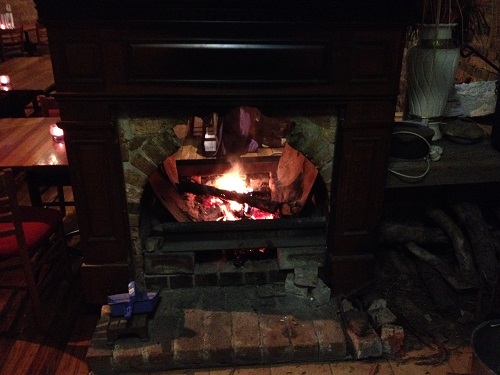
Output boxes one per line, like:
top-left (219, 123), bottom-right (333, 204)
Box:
top-left (49, 123), bottom-right (64, 143)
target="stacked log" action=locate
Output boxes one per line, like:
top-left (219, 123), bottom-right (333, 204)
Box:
top-left (378, 202), bottom-right (500, 318)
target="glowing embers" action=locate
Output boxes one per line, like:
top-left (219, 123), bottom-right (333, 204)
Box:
top-left (182, 165), bottom-right (278, 222)
top-left (151, 144), bottom-right (322, 223)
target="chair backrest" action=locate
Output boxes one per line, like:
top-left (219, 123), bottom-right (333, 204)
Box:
top-left (0, 26), bottom-right (25, 61)
top-left (1, 168), bottom-right (72, 333)
top-left (0, 168), bottom-right (27, 258)
top-left (35, 22), bottom-right (49, 45)
top-left (38, 95), bottom-right (60, 117)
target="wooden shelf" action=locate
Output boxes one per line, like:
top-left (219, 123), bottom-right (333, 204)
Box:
top-left (386, 132), bottom-right (500, 188)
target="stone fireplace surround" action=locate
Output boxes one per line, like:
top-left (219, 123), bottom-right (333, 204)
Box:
top-left (118, 112), bottom-right (336, 290)
top-left (35, 0), bottom-right (420, 303)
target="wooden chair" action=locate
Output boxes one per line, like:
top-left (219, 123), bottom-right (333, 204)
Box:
top-left (26, 166), bottom-right (74, 216)
top-left (0, 26), bottom-right (25, 61)
top-left (35, 22), bottom-right (49, 45)
top-left (35, 22), bottom-right (50, 55)
top-left (38, 95), bottom-right (60, 117)
top-left (0, 168), bottom-right (72, 333)
top-left (27, 96), bottom-right (74, 219)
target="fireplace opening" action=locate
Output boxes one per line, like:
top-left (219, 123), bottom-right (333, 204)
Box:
top-left (120, 107), bottom-right (338, 291)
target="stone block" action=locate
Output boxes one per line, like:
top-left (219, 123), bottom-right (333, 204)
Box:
top-left (130, 117), bottom-right (165, 136)
top-left (204, 311), bottom-right (233, 364)
top-left (284, 273), bottom-right (308, 297)
top-left (244, 271), bottom-right (267, 285)
top-left (144, 341), bottom-right (172, 368)
top-left (380, 324), bottom-right (405, 355)
top-left (243, 259), bottom-right (278, 273)
top-left (143, 252), bottom-right (195, 275)
top-left (86, 344), bottom-right (113, 375)
top-left (142, 138), bottom-right (170, 165)
top-left (123, 164), bottom-right (147, 190)
top-left (145, 236), bottom-right (163, 252)
top-left (294, 266), bottom-right (318, 287)
top-left (259, 313), bottom-right (293, 361)
top-left (169, 274), bottom-right (194, 288)
top-left (346, 327), bottom-right (383, 359)
top-left (367, 306), bottom-right (397, 329)
top-left (256, 284), bottom-right (275, 298)
top-left (112, 344), bottom-right (144, 370)
top-left (310, 278), bottom-right (331, 306)
top-left (277, 246), bottom-right (326, 269)
top-left (232, 311), bottom-right (262, 362)
top-left (267, 268), bottom-right (288, 284)
top-left (173, 309), bottom-right (207, 365)
top-left (257, 284), bottom-right (286, 298)
top-left (144, 275), bottom-right (170, 289)
top-left (366, 297), bottom-right (387, 311)
top-left (287, 316), bottom-right (319, 360)
top-left (130, 151), bottom-right (157, 177)
top-left (312, 319), bottom-right (347, 359)
top-left (218, 270), bottom-right (244, 286)
top-left (194, 273), bottom-right (218, 287)
top-left (125, 185), bottom-right (142, 206)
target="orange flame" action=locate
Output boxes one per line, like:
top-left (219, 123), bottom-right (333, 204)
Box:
top-left (205, 165), bottom-right (276, 221)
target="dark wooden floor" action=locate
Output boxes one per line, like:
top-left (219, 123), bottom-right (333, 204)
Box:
top-left (0, 173), bottom-right (100, 375)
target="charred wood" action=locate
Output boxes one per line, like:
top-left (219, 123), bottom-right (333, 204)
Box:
top-left (177, 179), bottom-right (289, 215)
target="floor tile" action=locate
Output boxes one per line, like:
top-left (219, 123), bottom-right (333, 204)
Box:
top-left (330, 359), bottom-right (393, 375)
top-left (389, 361), bottom-right (454, 375)
top-left (208, 369), bottom-right (236, 375)
top-left (150, 370), bottom-right (210, 375)
top-left (447, 346), bottom-right (473, 374)
top-left (270, 362), bottom-right (333, 375)
top-left (223, 366), bottom-right (272, 375)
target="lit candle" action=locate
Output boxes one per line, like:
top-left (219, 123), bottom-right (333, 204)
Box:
top-left (0, 75), bottom-right (10, 91)
top-left (49, 123), bottom-right (64, 143)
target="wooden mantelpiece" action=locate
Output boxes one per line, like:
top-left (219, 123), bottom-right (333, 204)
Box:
top-left (35, 0), bottom-right (420, 303)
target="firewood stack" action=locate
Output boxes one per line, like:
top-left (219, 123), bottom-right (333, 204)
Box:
top-left (378, 202), bottom-right (500, 320)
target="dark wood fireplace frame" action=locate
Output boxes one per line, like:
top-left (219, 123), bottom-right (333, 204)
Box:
top-left (35, 0), bottom-right (419, 303)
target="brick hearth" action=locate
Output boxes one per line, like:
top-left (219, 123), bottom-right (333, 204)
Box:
top-left (86, 285), bottom-right (347, 374)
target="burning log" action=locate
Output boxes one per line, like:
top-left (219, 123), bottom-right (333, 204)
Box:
top-left (177, 179), bottom-right (286, 215)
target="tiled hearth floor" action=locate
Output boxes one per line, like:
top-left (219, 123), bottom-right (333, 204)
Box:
top-left (87, 285), bottom-right (475, 375)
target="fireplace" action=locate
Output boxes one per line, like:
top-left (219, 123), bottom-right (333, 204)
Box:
top-left (36, 0), bottom-right (420, 303)
top-left (119, 109), bottom-right (336, 289)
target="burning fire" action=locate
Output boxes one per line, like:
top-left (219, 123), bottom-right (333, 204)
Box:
top-left (201, 166), bottom-right (277, 221)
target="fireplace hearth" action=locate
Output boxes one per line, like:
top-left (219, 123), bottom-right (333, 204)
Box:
top-left (36, 0), bottom-right (420, 303)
